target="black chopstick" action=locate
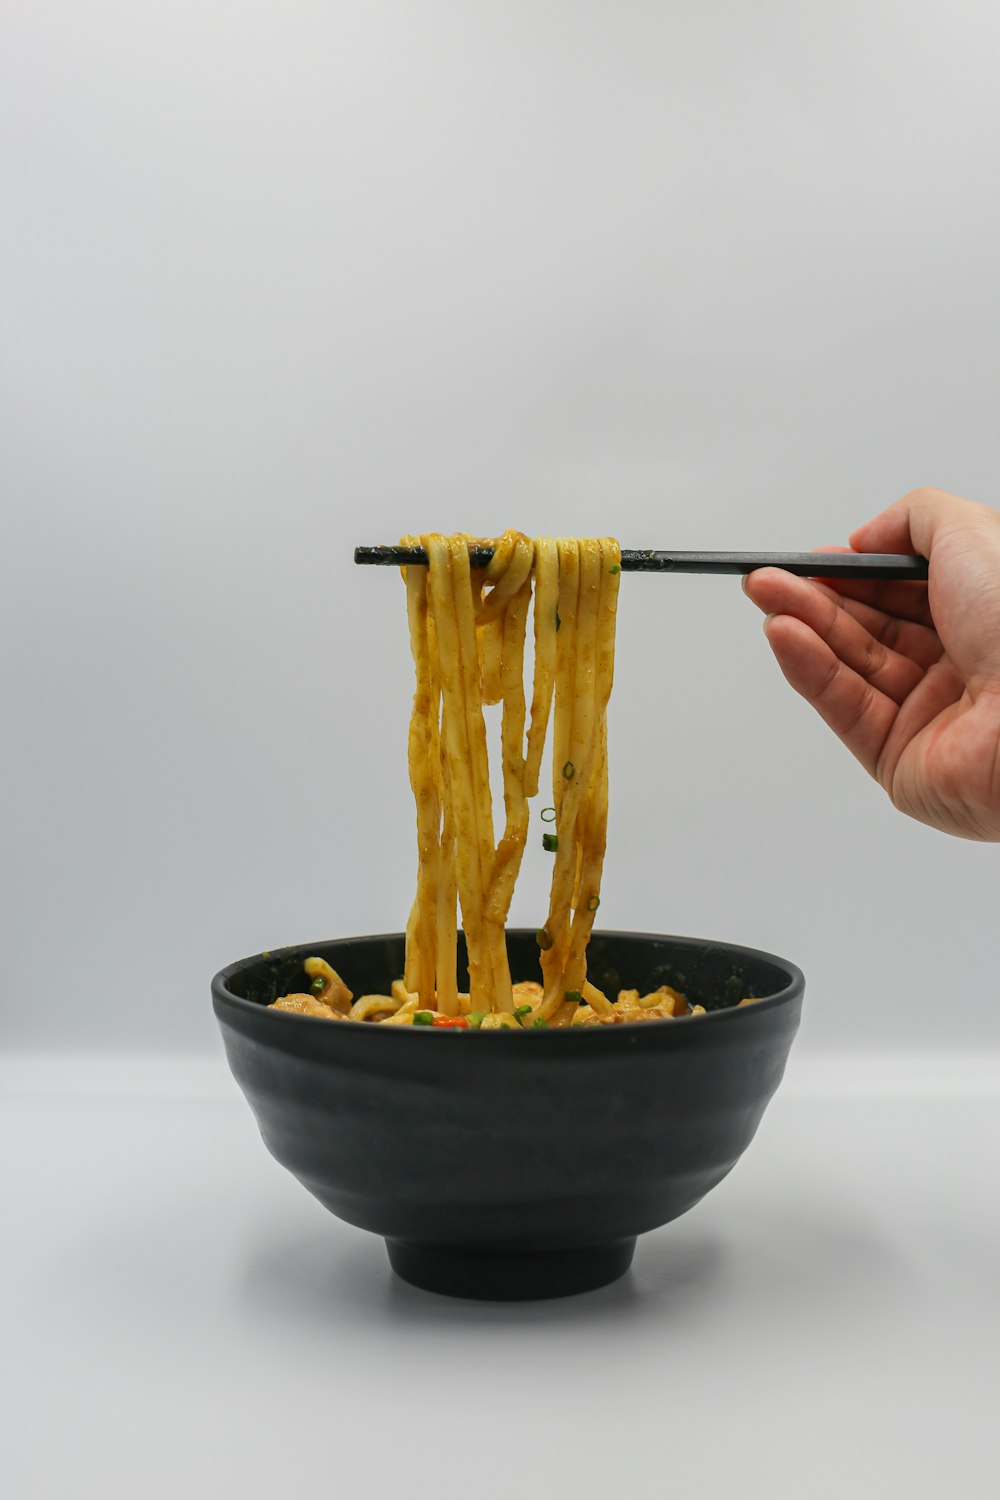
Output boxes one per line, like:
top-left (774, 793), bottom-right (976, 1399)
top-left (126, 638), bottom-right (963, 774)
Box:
top-left (354, 546), bottom-right (929, 581)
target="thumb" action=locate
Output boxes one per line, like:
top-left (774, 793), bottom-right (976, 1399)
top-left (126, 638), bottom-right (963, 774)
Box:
top-left (850, 487), bottom-right (1000, 559)
top-left (852, 489), bottom-right (1000, 693)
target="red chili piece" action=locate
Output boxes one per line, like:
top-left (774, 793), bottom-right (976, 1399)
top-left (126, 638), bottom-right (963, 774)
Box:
top-left (431, 1015), bottom-right (469, 1028)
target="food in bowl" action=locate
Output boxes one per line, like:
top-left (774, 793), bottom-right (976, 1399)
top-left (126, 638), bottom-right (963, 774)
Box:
top-left (272, 953), bottom-right (765, 1026)
top-left (212, 532), bottom-right (804, 1297)
top-left (213, 930), bottom-right (803, 1298)
top-left (269, 532), bottom-right (762, 1028)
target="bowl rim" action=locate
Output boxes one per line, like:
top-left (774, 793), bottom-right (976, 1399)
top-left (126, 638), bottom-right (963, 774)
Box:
top-left (212, 928), bottom-right (804, 1038)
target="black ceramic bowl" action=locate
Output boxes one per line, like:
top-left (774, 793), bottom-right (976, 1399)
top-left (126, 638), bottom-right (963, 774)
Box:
top-left (213, 929), bottom-right (803, 1300)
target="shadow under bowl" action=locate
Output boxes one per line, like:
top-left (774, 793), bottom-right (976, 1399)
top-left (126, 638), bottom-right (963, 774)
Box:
top-left (212, 929), bottom-right (803, 1300)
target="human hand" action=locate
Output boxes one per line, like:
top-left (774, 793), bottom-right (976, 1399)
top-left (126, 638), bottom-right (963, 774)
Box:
top-left (743, 489), bottom-right (1000, 840)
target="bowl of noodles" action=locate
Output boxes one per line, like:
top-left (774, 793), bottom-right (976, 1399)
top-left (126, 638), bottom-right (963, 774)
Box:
top-left (213, 533), bottom-right (803, 1298)
top-left (213, 927), bottom-right (802, 1299)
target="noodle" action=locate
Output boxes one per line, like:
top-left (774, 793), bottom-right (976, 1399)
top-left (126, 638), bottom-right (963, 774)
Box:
top-left (270, 533), bottom-right (758, 1028)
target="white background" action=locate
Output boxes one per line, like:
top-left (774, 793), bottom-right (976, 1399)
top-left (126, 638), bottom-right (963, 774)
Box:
top-left (3, 5), bottom-right (1000, 1495)
top-left (3, 0), bottom-right (999, 1053)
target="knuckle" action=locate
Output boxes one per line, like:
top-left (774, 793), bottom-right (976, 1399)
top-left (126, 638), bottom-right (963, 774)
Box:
top-left (815, 655), bottom-right (842, 702)
top-left (878, 615), bottom-right (901, 652)
top-left (842, 680), bottom-right (876, 738)
top-left (862, 634), bottom-right (886, 680)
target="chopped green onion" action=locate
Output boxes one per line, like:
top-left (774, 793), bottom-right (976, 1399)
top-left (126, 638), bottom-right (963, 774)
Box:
top-left (310, 976), bottom-right (326, 994)
top-left (467, 1012), bottom-right (485, 1028)
top-left (514, 1004), bottom-right (532, 1018)
top-left (532, 1017), bottom-right (548, 1029)
top-left (413, 1011), bottom-right (433, 1026)
top-left (562, 760), bottom-right (575, 780)
top-left (540, 806), bottom-right (557, 823)
top-left (564, 989), bottom-right (583, 1005)
top-left (608, 562), bottom-right (621, 574)
top-left (587, 895), bottom-right (600, 912)
top-left (542, 832), bottom-right (558, 852)
top-left (536, 927), bottom-right (553, 951)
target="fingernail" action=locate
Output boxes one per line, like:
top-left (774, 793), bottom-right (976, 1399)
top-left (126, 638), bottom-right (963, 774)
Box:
top-left (762, 613), bottom-right (774, 637)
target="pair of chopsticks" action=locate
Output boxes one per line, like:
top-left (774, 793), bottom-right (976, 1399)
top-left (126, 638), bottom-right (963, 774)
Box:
top-left (355, 546), bottom-right (928, 580)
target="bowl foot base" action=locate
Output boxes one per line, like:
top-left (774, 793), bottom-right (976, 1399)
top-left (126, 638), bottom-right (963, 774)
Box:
top-left (385, 1237), bottom-right (637, 1300)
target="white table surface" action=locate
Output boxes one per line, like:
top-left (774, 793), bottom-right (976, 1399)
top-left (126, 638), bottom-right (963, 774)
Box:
top-left (3, 1051), bottom-right (999, 1500)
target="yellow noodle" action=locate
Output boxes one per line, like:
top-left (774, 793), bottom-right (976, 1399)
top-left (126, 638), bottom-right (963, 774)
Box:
top-left (349, 995), bottom-right (403, 1022)
top-left (427, 608), bottom-right (458, 1012)
top-left (485, 575), bottom-right (532, 925)
top-left (272, 533), bottom-right (683, 1031)
top-left (479, 617), bottom-right (505, 706)
top-left (540, 540), bottom-right (606, 1019)
top-left (477, 530), bottom-right (534, 625)
top-left (538, 540), bottom-right (581, 1006)
top-left (425, 537), bottom-right (490, 1005)
top-left (562, 541), bottom-right (620, 998)
top-left (435, 787), bottom-right (459, 1013)
top-left (448, 535), bottom-right (508, 1009)
top-left (303, 956), bottom-right (352, 1013)
top-left (582, 978), bottom-right (613, 1016)
top-left (402, 547), bottom-right (441, 1006)
top-left (524, 537), bottom-right (559, 798)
